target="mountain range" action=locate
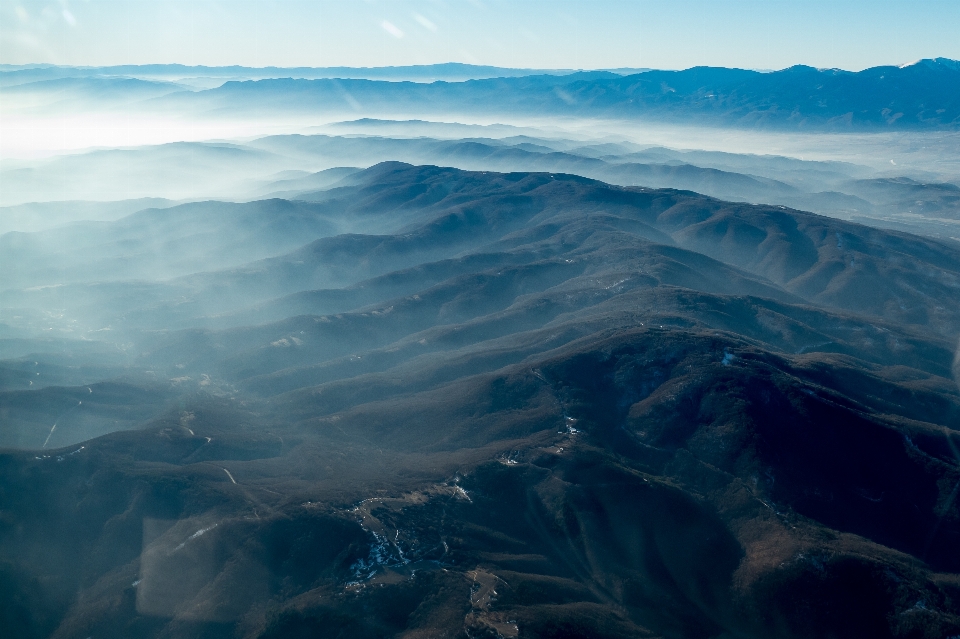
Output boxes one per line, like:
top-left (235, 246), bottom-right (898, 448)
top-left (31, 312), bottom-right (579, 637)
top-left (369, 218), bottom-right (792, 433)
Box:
top-left (4, 60), bottom-right (959, 129)
top-left (4, 48), bottom-right (960, 639)
top-left (5, 130), bottom-right (958, 245)
top-left (2, 163), bottom-right (959, 638)
top-left (0, 62), bottom-right (646, 88)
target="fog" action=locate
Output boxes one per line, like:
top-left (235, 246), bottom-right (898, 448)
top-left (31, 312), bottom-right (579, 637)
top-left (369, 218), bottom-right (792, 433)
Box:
top-left (3, 75), bottom-right (960, 422)
top-left (3, 68), bottom-right (960, 447)
top-left (3, 62), bottom-right (960, 638)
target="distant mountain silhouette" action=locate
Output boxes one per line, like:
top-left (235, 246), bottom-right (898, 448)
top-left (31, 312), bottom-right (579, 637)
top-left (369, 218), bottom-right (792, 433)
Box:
top-left (6, 61), bottom-right (957, 128)
top-left (143, 59), bottom-right (960, 129)
top-left (0, 62), bottom-right (628, 89)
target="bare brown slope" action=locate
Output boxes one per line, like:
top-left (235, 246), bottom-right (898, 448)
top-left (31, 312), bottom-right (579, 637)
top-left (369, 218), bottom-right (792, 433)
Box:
top-left (2, 327), bottom-right (959, 638)
top-left (3, 164), bottom-right (960, 638)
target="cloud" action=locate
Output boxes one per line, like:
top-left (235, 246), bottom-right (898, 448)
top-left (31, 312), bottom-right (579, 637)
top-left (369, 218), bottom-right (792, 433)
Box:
top-left (62, 8), bottom-right (75, 26)
top-left (381, 20), bottom-right (403, 39)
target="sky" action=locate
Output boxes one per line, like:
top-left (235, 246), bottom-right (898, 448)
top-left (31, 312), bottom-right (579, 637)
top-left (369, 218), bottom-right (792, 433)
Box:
top-left (1, 0), bottom-right (959, 71)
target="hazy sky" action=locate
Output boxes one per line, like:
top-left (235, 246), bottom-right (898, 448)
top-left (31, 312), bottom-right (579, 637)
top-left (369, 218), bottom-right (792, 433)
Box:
top-left (2, 0), bottom-right (959, 71)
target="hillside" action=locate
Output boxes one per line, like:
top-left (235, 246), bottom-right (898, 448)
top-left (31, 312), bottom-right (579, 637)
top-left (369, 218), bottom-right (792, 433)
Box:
top-left (2, 164), bottom-right (960, 638)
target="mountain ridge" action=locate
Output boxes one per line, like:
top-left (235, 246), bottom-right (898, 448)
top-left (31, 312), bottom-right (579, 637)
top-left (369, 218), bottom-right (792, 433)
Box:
top-left (153, 61), bottom-right (960, 129)
top-left (3, 162), bottom-right (960, 638)
top-left (6, 61), bottom-right (959, 129)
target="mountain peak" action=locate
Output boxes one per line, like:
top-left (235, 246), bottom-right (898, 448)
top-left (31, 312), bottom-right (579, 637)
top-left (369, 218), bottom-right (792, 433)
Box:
top-left (900, 57), bottom-right (960, 71)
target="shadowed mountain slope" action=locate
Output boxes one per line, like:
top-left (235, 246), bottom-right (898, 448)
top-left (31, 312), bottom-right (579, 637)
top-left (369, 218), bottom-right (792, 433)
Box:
top-left (6, 163), bottom-right (960, 336)
top-left (9, 132), bottom-right (958, 247)
top-left (2, 163), bottom-right (960, 638)
top-left (3, 326), bottom-right (958, 638)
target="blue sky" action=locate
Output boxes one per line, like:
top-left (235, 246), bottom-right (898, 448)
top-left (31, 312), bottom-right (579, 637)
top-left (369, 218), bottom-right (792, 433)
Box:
top-left (2, 0), bottom-right (959, 71)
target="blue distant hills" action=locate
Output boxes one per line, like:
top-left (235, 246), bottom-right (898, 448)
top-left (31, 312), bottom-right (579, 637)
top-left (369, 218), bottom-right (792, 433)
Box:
top-left (3, 59), bottom-right (958, 129)
top-left (0, 62), bottom-right (636, 86)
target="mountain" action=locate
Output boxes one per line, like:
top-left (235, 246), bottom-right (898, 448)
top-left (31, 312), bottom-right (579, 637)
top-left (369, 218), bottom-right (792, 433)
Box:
top-left (2, 163), bottom-right (960, 637)
top-left (843, 177), bottom-right (960, 219)
top-left (9, 162), bottom-right (959, 333)
top-left (134, 60), bottom-right (960, 130)
top-left (0, 77), bottom-right (189, 112)
top-left (0, 63), bottom-right (617, 89)
top-left (0, 198), bottom-right (349, 289)
top-left (0, 198), bottom-right (178, 235)
top-left (6, 129), bottom-right (958, 248)
top-left (7, 61), bottom-right (957, 129)
top-left (0, 142), bottom-right (293, 205)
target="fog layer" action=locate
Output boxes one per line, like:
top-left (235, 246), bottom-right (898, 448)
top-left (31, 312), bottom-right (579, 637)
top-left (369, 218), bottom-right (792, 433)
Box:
top-left (2, 63), bottom-right (960, 639)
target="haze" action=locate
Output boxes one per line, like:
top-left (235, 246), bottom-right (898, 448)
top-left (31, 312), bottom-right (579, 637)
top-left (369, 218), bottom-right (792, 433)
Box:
top-left (2, 4), bottom-right (960, 639)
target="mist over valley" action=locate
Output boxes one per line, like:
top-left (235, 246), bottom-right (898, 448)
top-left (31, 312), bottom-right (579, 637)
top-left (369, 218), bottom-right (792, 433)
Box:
top-left (3, 29), bottom-right (960, 639)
